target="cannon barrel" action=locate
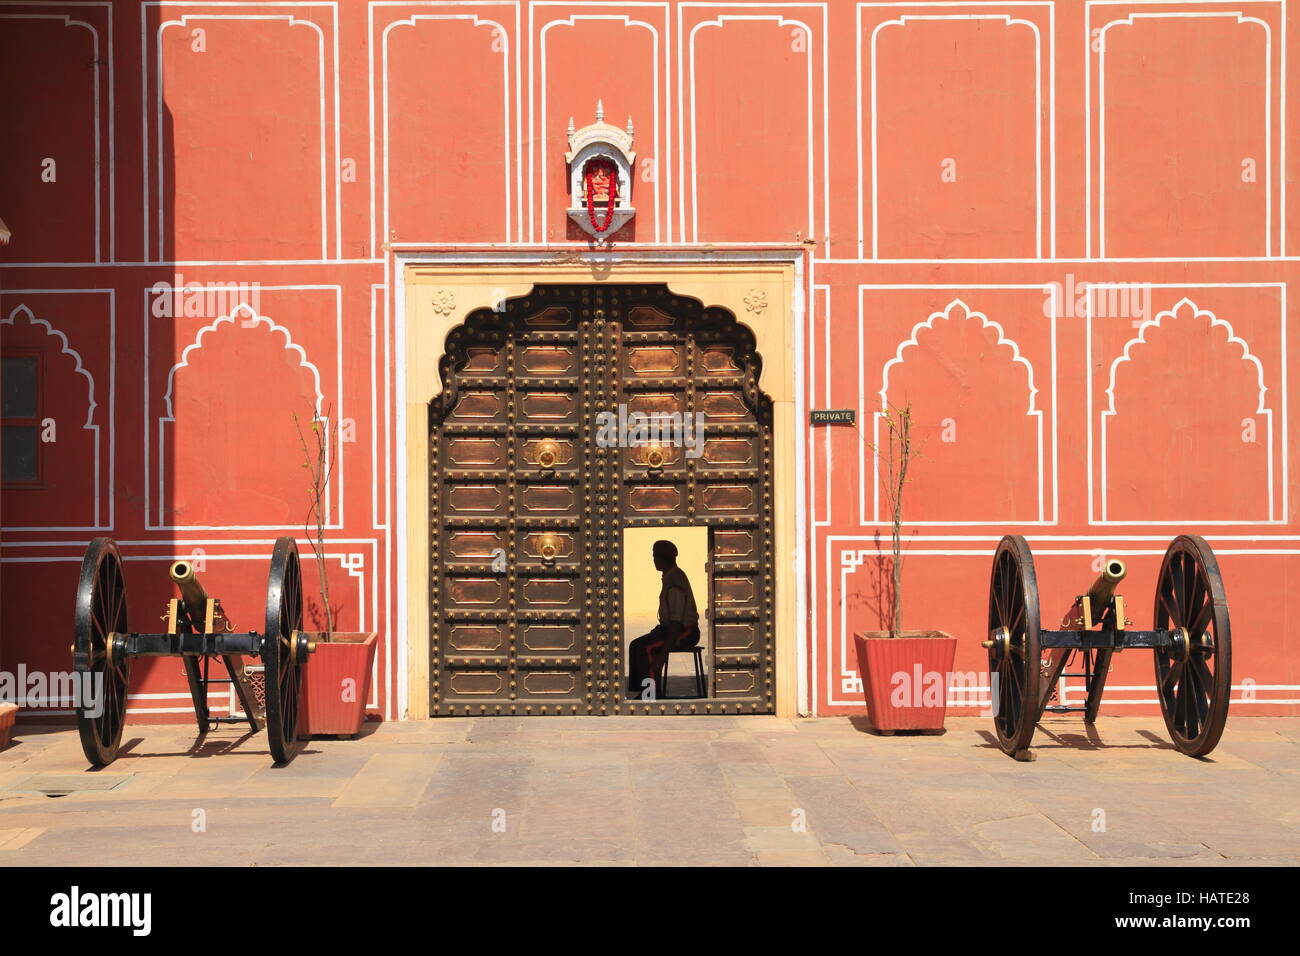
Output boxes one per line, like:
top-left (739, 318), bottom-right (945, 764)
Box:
top-left (1086, 559), bottom-right (1128, 608)
top-left (1061, 558), bottom-right (1128, 628)
top-left (169, 560), bottom-right (209, 629)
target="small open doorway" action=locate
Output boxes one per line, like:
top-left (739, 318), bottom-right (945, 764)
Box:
top-left (622, 525), bottom-right (711, 700)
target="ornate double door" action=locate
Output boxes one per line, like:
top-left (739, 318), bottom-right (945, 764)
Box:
top-left (430, 284), bottom-right (775, 717)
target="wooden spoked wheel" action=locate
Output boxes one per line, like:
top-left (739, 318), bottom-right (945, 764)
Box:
top-left (1154, 535), bottom-right (1232, 757)
top-left (73, 538), bottom-right (131, 767)
top-left (987, 535), bottom-right (1042, 756)
top-left (263, 536), bottom-right (306, 764)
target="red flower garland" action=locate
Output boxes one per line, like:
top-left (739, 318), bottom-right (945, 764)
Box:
top-left (584, 160), bottom-right (618, 233)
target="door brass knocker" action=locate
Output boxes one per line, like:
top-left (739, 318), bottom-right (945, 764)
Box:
top-left (536, 440), bottom-right (560, 470)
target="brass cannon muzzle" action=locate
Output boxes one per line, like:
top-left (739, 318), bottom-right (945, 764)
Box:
top-left (169, 560), bottom-right (210, 629)
top-left (1087, 559), bottom-right (1128, 608)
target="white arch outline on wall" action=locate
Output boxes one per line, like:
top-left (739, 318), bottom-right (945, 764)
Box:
top-left (150, 11), bottom-right (333, 261)
top-left (3, 305), bottom-right (98, 428)
top-left (0, 12), bottom-right (109, 262)
top-left (687, 13), bottom-right (819, 246)
top-left (157, 302), bottom-right (333, 530)
top-left (1093, 11), bottom-right (1276, 258)
top-left (1, 304), bottom-right (103, 528)
top-left (872, 298), bottom-right (1045, 524)
top-left (539, 14), bottom-right (659, 243)
top-left (1100, 296), bottom-right (1275, 522)
top-left (382, 13), bottom-right (512, 247)
top-left (868, 14), bottom-right (1045, 260)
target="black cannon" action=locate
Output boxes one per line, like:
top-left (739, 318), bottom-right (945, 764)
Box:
top-left (985, 535), bottom-right (1231, 760)
top-left (72, 536), bottom-right (314, 766)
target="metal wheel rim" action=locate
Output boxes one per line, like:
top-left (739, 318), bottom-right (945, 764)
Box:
top-left (74, 538), bottom-right (130, 766)
top-left (263, 537), bottom-right (304, 763)
top-left (1154, 535), bottom-right (1231, 756)
top-left (987, 535), bottom-right (1041, 755)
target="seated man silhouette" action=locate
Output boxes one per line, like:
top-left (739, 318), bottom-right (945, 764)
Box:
top-left (627, 540), bottom-right (701, 698)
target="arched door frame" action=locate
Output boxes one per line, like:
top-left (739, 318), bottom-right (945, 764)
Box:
top-left (394, 249), bottom-right (807, 718)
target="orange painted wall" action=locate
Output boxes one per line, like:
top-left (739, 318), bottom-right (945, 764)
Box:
top-left (0, 1), bottom-right (1296, 721)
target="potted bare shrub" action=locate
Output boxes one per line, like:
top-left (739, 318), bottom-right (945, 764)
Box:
top-left (295, 404), bottom-right (377, 737)
top-left (854, 402), bottom-right (957, 734)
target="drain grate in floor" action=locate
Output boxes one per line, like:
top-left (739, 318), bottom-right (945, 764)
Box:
top-left (4, 774), bottom-right (133, 797)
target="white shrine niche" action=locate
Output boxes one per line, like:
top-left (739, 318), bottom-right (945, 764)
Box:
top-left (566, 101), bottom-right (636, 240)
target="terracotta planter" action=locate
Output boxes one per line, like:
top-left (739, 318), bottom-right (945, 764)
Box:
top-left (0, 702), bottom-right (16, 750)
top-left (853, 631), bottom-right (957, 734)
top-left (300, 632), bottom-right (378, 737)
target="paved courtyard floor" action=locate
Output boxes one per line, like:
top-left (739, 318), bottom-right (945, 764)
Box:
top-left (0, 715), bottom-right (1297, 866)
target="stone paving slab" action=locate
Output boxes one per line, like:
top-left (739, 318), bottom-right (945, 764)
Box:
top-left (0, 716), bottom-right (1296, 866)
top-left (334, 751), bottom-right (442, 808)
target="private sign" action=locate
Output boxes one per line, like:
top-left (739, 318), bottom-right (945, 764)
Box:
top-left (809, 409), bottom-right (855, 425)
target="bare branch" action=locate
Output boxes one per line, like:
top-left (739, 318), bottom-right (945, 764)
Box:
top-left (868, 402), bottom-right (914, 637)
top-left (294, 402), bottom-right (337, 636)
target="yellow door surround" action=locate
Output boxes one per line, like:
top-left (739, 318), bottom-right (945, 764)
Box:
top-left (395, 249), bottom-right (806, 719)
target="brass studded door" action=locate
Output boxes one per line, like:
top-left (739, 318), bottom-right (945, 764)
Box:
top-left (430, 285), bottom-right (775, 717)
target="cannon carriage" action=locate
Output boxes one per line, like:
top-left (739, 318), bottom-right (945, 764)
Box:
top-left (72, 536), bottom-right (314, 767)
top-left (986, 534), bottom-right (1231, 760)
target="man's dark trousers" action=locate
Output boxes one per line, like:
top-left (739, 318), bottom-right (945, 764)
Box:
top-left (628, 623), bottom-right (701, 697)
